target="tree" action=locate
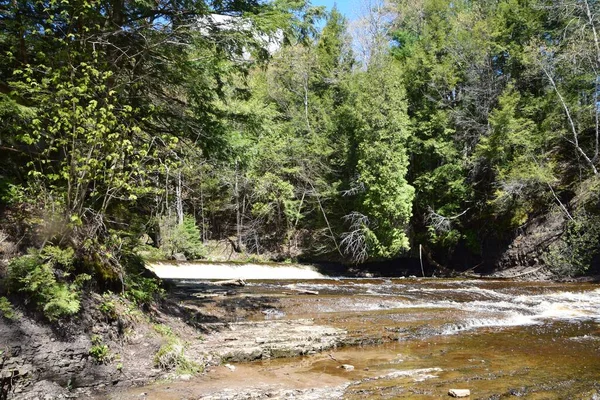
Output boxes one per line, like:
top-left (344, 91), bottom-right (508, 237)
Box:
top-left (340, 59), bottom-right (414, 262)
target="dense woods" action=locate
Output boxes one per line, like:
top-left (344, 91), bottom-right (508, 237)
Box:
top-left (2, 0), bottom-right (600, 318)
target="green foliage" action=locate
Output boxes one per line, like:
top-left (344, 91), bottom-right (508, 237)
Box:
top-left (0, 297), bottom-right (17, 321)
top-left (99, 294), bottom-right (118, 320)
top-left (124, 275), bottom-right (165, 307)
top-left (153, 324), bottom-right (175, 338)
top-left (136, 244), bottom-right (167, 262)
top-left (42, 285), bottom-right (81, 322)
top-left (340, 60), bottom-right (415, 260)
top-left (154, 341), bottom-right (201, 374)
top-left (89, 335), bottom-right (111, 364)
top-left (159, 215), bottom-right (206, 260)
top-left (7, 247), bottom-right (84, 321)
top-left (543, 212), bottom-right (600, 276)
top-left (3, 0), bottom-right (600, 276)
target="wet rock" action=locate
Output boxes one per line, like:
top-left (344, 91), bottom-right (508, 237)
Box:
top-left (195, 319), bottom-right (346, 363)
top-left (12, 380), bottom-right (75, 399)
top-left (449, 388), bottom-right (471, 397)
top-left (173, 253), bottom-right (187, 261)
top-left (213, 279), bottom-right (246, 287)
top-left (198, 384), bottom-right (350, 399)
top-left (340, 364), bottom-right (354, 371)
top-left (224, 364), bottom-right (236, 372)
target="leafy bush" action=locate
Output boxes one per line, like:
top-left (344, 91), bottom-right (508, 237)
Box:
top-left (41, 246), bottom-right (75, 270)
top-left (124, 275), bottom-right (164, 307)
top-left (159, 215), bottom-right (205, 260)
top-left (99, 294), bottom-right (118, 320)
top-left (543, 212), bottom-right (600, 276)
top-left (42, 285), bottom-right (81, 321)
top-left (89, 335), bottom-right (111, 364)
top-left (0, 297), bottom-right (17, 320)
top-left (7, 247), bottom-right (86, 321)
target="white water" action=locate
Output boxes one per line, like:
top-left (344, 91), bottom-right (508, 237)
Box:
top-left (148, 261), bottom-right (326, 280)
top-left (279, 280), bottom-right (600, 334)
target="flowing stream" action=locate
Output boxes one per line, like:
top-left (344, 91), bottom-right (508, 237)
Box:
top-left (114, 275), bottom-right (600, 399)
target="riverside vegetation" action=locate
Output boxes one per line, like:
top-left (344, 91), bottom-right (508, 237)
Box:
top-left (1, 0), bottom-right (600, 397)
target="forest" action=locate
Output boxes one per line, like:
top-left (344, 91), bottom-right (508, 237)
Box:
top-left (2, 0), bottom-right (600, 319)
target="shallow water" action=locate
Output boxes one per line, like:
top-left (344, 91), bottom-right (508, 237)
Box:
top-left (114, 278), bottom-right (600, 399)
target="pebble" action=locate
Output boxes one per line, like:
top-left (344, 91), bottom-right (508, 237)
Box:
top-left (340, 364), bottom-right (354, 371)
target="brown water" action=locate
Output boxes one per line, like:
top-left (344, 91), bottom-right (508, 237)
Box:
top-left (115, 279), bottom-right (600, 399)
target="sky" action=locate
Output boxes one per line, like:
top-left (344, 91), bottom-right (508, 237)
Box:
top-left (310, 0), bottom-right (360, 20)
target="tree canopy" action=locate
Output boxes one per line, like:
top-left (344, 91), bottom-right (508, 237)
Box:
top-left (2, 0), bottom-right (600, 312)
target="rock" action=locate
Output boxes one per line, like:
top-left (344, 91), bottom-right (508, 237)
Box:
top-left (224, 363), bottom-right (236, 372)
top-left (448, 389), bottom-right (471, 397)
top-left (198, 319), bottom-right (346, 363)
top-left (179, 374), bottom-right (192, 381)
top-left (173, 253), bottom-right (187, 261)
top-left (213, 279), bottom-right (246, 287)
top-left (340, 364), bottom-right (354, 371)
top-left (290, 288), bottom-right (319, 295)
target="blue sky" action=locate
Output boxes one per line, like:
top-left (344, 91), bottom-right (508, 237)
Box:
top-left (310, 0), bottom-right (360, 20)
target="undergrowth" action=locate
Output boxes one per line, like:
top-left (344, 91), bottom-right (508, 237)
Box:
top-left (154, 340), bottom-right (202, 374)
top-left (6, 247), bottom-right (89, 321)
top-left (0, 297), bottom-right (17, 320)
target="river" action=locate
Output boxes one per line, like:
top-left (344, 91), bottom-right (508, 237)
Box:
top-left (111, 275), bottom-right (600, 399)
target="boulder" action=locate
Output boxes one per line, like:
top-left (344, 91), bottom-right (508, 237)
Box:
top-left (448, 389), bottom-right (470, 397)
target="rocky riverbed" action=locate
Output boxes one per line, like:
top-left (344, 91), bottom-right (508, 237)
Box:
top-left (3, 276), bottom-right (600, 399)
top-left (104, 277), bottom-right (600, 400)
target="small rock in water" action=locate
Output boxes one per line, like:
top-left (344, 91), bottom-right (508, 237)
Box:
top-left (448, 389), bottom-right (470, 397)
top-left (224, 363), bottom-right (236, 372)
top-left (340, 364), bottom-right (355, 371)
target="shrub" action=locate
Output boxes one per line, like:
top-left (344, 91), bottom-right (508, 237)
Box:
top-left (159, 215), bottom-right (205, 260)
top-left (0, 297), bottom-right (16, 320)
top-left (89, 335), bottom-right (111, 364)
top-left (124, 275), bottom-right (164, 307)
top-left (136, 243), bottom-right (167, 261)
top-left (7, 247), bottom-right (85, 321)
top-left (154, 341), bottom-right (201, 374)
top-left (543, 212), bottom-right (600, 276)
top-left (42, 285), bottom-right (81, 321)
top-left (99, 294), bottom-right (117, 320)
